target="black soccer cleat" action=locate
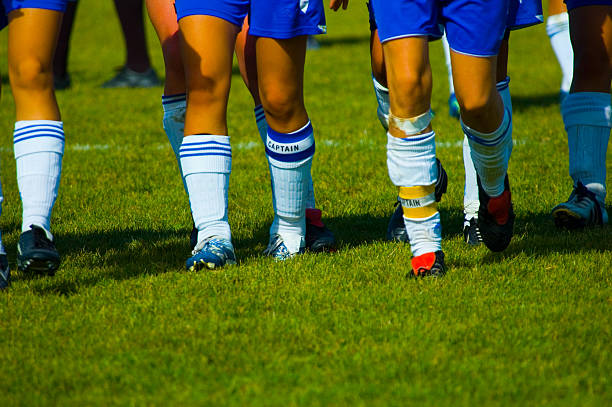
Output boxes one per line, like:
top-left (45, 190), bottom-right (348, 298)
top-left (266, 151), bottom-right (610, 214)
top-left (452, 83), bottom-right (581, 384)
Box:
top-left (477, 175), bottom-right (515, 252)
top-left (0, 254), bottom-right (9, 290)
top-left (409, 250), bottom-right (446, 278)
top-left (305, 208), bottom-right (336, 252)
top-left (551, 182), bottom-right (608, 229)
top-left (386, 158), bottom-right (448, 242)
top-left (17, 225), bottom-right (61, 275)
top-left (463, 217), bottom-right (483, 246)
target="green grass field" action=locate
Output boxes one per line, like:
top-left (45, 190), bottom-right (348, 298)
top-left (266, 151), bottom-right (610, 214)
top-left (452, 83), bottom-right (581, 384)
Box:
top-left (0, 2), bottom-right (611, 405)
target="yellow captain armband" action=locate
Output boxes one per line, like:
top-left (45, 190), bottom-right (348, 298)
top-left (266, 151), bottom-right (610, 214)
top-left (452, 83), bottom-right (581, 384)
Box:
top-left (399, 185), bottom-right (438, 219)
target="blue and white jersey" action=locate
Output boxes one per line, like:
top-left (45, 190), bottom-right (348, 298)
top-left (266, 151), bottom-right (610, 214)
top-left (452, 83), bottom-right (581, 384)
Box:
top-left (175, 0), bottom-right (326, 40)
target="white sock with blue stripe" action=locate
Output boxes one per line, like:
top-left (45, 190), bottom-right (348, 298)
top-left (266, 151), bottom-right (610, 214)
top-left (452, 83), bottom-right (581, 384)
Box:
top-left (463, 109), bottom-right (512, 197)
top-left (265, 121), bottom-right (315, 253)
top-left (547, 13), bottom-right (574, 95)
top-left (180, 135), bottom-right (232, 243)
top-left (463, 77), bottom-right (512, 217)
top-left (14, 120), bottom-right (64, 233)
top-left (162, 93), bottom-right (187, 193)
top-left (255, 105), bottom-right (316, 209)
top-left (562, 92), bottom-right (611, 201)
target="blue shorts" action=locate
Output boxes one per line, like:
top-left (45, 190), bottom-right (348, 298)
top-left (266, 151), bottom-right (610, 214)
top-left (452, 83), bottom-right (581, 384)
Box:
top-left (507, 0), bottom-right (543, 30)
top-left (0, 0), bottom-right (67, 30)
top-left (565, 0), bottom-right (612, 10)
top-left (372, 0), bottom-right (510, 57)
top-left (175, 0), bottom-right (327, 39)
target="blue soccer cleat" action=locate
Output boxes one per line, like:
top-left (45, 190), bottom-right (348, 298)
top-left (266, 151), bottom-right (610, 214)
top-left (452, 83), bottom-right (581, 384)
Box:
top-left (0, 254), bottom-right (9, 290)
top-left (186, 237), bottom-right (236, 271)
top-left (17, 225), bottom-right (60, 275)
top-left (264, 234), bottom-right (304, 261)
top-left (448, 93), bottom-right (460, 119)
top-left (552, 182), bottom-right (608, 229)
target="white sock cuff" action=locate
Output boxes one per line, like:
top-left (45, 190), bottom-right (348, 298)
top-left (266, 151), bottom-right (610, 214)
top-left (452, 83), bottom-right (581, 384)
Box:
top-left (14, 120), bottom-right (65, 159)
top-left (496, 76), bottom-right (510, 92)
top-left (562, 92), bottom-right (612, 128)
top-left (162, 93), bottom-right (187, 113)
top-left (266, 121), bottom-right (315, 169)
top-left (546, 12), bottom-right (569, 37)
top-left (462, 109), bottom-right (511, 147)
top-left (180, 135), bottom-right (231, 175)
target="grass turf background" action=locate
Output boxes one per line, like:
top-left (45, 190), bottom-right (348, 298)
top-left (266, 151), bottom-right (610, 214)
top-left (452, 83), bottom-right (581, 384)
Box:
top-left (0, 2), bottom-right (610, 405)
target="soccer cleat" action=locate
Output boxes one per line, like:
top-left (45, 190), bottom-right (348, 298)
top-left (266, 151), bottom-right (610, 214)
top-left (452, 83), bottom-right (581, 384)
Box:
top-left (305, 208), bottom-right (336, 252)
top-left (264, 234), bottom-right (304, 261)
top-left (463, 217), bottom-right (483, 246)
top-left (477, 175), bottom-right (515, 252)
top-left (17, 225), bottom-right (61, 275)
top-left (101, 66), bottom-right (160, 88)
top-left (551, 182), bottom-right (608, 229)
top-left (186, 237), bottom-right (236, 271)
top-left (386, 158), bottom-right (448, 242)
top-left (410, 250), bottom-right (446, 277)
top-left (0, 254), bottom-right (9, 290)
top-left (448, 93), bottom-right (460, 119)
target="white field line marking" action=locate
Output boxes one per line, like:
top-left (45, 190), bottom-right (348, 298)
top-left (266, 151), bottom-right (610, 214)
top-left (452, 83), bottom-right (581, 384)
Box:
top-left (0, 139), bottom-right (524, 153)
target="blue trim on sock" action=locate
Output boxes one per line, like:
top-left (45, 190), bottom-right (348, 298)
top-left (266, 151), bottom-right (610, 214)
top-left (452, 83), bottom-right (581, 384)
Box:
top-left (267, 122), bottom-right (313, 144)
top-left (463, 110), bottom-right (511, 147)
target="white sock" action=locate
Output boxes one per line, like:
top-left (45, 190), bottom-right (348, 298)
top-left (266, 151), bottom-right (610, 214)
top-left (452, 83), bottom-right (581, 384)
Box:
top-left (180, 135), bottom-right (232, 243)
top-left (547, 13), bottom-right (574, 95)
top-left (562, 92), bottom-right (611, 201)
top-left (162, 93), bottom-right (187, 193)
top-left (14, 120), bottom-right (64, 233)
top-left (256, 105), bottom-right (316, 209)
top-left (463, 109), bottom-right (513, 197)
top-left (265, 121), bottom-right (315, 253)
top-left (372, 76), bottom-right (390, 130)
top-left (463, 77), bottom-right (513, 217)
top-left (463, 135), bottom-right (479, 219)
top-left (387, 131), bottom-right (441, 256)
top-left (442, 33), bottom-right (455, 95)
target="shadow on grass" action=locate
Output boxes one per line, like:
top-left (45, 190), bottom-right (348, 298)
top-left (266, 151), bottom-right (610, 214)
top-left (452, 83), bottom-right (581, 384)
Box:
top-left (12, 202), bottom-right (610, 295)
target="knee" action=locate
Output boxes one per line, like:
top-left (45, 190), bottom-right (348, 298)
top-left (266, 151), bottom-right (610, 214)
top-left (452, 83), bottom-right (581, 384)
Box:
top-left (10, 57), bottom-right (52, 90)
top-left (260, 85), bottom-right (302, 123)
top-left (457, 91), bottom-right (495, 120)
top-left (389, 68), bottom-right (431, 113)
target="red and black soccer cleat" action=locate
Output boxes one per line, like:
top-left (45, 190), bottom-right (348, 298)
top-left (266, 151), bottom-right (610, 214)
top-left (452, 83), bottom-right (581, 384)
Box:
top-left (477, 175), bottom-right (515, 252)
top-left (410, 250), bottom-right (446, 277)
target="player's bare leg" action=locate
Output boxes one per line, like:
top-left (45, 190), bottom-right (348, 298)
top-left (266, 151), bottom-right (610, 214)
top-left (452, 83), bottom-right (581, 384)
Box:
top-left (8, 8), bottom-right (65, 276)
top-left (451, 51), bottom-right (515, 252)
top-left (178, 15), bottom-right (238, 270)
top-left (256, 35), bottom-right (316, 258)
top-left (382, 36), bottom-right (445, 276)
top-left (552, 5), bottom-right (611, 229)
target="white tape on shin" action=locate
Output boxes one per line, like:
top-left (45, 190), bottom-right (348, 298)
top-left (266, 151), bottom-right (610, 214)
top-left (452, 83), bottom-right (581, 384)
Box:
top-left (389, 110), bottom-right (432, 136)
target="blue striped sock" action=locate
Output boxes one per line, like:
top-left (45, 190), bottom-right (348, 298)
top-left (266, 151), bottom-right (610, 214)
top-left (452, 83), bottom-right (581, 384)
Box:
top-left (265, 121), bottom-right (315, 253)
top-left (180, 135), bottom-right (232, 243)
top-left (14, 120), bottom-right (65, 233)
